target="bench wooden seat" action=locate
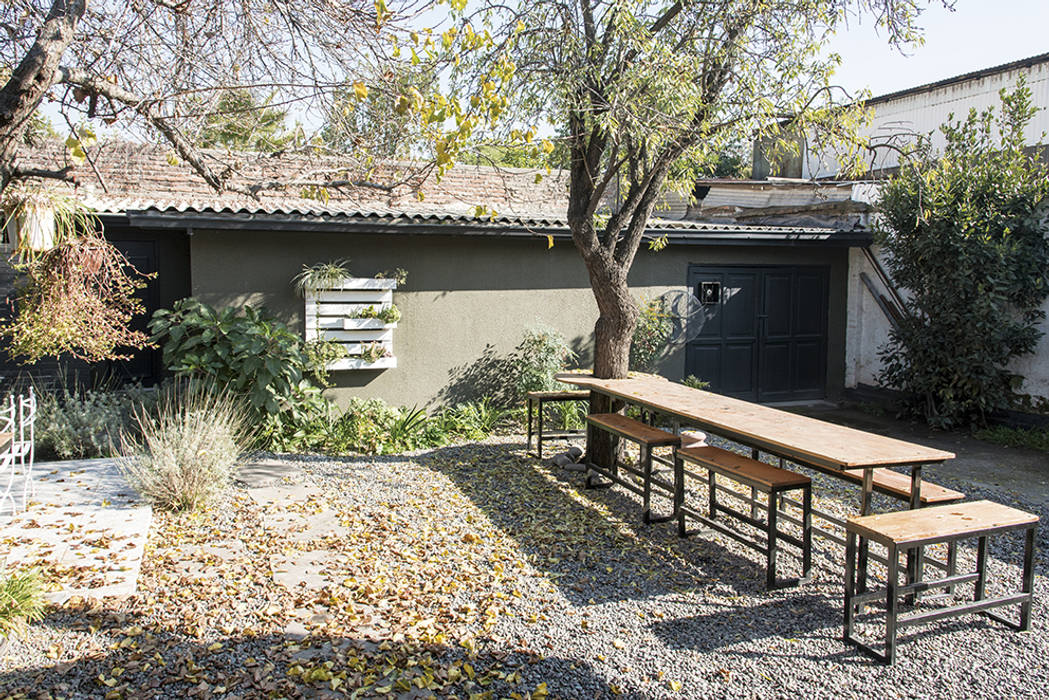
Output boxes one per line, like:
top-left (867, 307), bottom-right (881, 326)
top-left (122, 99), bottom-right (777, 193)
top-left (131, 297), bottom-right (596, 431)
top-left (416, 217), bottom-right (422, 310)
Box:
top-left (675, 445), bottom-right (812, 590)
top-left (584, 413), bottom-right (680, 525)
top-left (827, 465), bottom-right (964, 505)
top-left (527, 390), bottom-right (590, 401)
top-left (848, 500), bottom-right (1038, 548)
top-left (527, 390), bottom-right (590, 458)
top-left (845, 500), bottom-right (1038, 664)
top-left (587, 413), bottom-right (682, 447)
top-left (677, 445), bottom-right (811, 491)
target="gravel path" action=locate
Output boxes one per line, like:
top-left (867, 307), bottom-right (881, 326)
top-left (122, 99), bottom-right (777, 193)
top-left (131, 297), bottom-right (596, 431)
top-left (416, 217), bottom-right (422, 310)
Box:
top-left (2, 433), bottom-right (1048, 698)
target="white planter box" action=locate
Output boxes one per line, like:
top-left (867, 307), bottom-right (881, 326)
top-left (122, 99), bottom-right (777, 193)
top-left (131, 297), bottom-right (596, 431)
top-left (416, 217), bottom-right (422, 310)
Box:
top-left (328, 356), bottom-right (398, 370)
top-left (303, 276), bottom-right (399, 371)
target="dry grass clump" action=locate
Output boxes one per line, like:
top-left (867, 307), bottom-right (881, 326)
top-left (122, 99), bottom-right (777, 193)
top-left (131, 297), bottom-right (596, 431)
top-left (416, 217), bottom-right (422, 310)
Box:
top-left (119, 381), bottom-right (250, 511)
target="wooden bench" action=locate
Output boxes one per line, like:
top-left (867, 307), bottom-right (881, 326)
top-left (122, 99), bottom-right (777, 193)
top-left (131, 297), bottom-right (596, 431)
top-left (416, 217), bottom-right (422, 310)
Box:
top-left (585, 413), bottom-right (681, 523)
top-left (845, 500), bottom-right (1038, 664)
top-left (527, 390), bottom-right (590, 458)
top-left (806, 462), bottom-right (965, 506)
top-left (676, 445), bottom-right (813, 590)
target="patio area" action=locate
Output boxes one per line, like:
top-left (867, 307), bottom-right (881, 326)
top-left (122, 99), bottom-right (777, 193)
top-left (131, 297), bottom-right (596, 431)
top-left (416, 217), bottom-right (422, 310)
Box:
top-left (1, 412), bottom-right (1047, 698)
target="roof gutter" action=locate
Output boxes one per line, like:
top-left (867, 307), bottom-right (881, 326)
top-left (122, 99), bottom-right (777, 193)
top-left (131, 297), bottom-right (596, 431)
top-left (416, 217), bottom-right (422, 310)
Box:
top-left (106, 211), bottom-right (871, 247)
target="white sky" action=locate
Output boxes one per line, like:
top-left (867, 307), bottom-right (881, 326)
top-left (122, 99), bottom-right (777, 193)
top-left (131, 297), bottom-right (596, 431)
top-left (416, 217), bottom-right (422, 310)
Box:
top-left (824, 0), bottom-right (1049, 98)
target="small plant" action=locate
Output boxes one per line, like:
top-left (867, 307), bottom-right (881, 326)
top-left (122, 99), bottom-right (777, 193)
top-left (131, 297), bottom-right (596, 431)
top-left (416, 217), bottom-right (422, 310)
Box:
top-left (682, 375), bottom-right (709, 390)
top-left (119, 381), bottom-right (250, 511)
top-left (358, 341), bottom-right (390, 364)
top-left (972, 425), bottom-right (1049, 453)
top-left (355, 304), bottom-right (401, 324)
top-left (514, 326), bottom-right (577, 398)
top-left (36, 382), bottom-right (157, 460)
top-left (0, 568), bottom-right (46, 640)
top-left (375, 267), bottom-right (409, 286)
top-left (444, 398), bottom-right (508, 437)
top-left (630, 297), bottom-right (672, 372)
top-left (303, 340), bottom-right (347, 387)
top-left (293, 259), bottom-right (351, 297)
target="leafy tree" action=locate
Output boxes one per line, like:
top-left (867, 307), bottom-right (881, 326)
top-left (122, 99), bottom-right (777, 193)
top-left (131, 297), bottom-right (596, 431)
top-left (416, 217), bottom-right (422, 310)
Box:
top-left (322, 65), bottom-right (437, 159)
top-left (447, 0), bottom-right (932, 462)
top-left (876, 82), bottom-right (1049, 428)
top-left (197, 90), bottom-right (292, 153)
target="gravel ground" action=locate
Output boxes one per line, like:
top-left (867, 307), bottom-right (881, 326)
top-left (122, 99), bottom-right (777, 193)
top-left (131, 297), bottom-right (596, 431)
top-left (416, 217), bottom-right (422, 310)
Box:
top-left (2, 433), bottom-right (1048, 698)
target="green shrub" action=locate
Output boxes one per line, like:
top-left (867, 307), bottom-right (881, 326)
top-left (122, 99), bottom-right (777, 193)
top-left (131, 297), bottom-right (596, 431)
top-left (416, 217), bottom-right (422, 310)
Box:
top-left (149, 299), bottom-right (331, 448)
top-left (682, 375), bottom-right (710, 390)
top-left (876, 82), bottom-right (1049, 428)
top-left (513, 325), bottom-right (577, 397)
top-left (36, 383), bottom-right (156, 460)
top-left (119, 381), bottom-right (250, 511)
top-left (630, 297), bottom-right (672, 372)
top-left (0, 568), bottom-right (45, 640)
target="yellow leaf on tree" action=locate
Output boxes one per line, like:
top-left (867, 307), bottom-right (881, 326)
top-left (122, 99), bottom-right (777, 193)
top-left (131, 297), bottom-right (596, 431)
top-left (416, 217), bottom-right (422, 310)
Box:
top-left (353, 81), bottom-right (369, 100)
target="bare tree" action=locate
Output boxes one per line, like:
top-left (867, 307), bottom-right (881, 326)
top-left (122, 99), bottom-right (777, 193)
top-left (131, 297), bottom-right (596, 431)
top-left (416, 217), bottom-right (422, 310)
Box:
top-left (0, 0), bottom-right (437, 192)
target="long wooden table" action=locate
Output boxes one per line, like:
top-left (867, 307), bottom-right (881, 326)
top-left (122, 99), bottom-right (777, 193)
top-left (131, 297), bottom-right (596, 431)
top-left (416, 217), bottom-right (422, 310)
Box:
top-left (556, 373), bottom-right (956, 587)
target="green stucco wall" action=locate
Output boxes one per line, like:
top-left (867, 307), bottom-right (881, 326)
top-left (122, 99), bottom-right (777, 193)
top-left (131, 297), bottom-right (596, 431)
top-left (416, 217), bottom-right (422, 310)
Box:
top-left (188, 229), bottom-right (848, 407)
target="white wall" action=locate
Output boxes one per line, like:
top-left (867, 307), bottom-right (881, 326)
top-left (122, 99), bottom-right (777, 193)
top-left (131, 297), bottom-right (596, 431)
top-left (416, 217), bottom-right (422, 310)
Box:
top-left (804, 58), bottom-right (1049, 179)
top-left (844, 247), bottom-right (896, 390)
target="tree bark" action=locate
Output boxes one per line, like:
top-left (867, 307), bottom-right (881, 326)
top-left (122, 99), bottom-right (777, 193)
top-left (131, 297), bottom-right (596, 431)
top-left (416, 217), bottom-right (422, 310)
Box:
top-left (579, 244), bottom-right (639, 470)
top-left (0, 0), bottom-right (86, 187)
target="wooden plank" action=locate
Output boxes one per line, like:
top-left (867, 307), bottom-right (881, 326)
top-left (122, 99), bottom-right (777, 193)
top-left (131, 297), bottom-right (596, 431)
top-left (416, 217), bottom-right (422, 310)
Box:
top-left (318, 329), bottom-right (394, 342)
top-left (557, 373), bottom-right (954, 470)
top-left (847, 500), bottom-right (1038, 547)
top-left (587, 413), bottom-right (680, 447)
top-left (316, 290), bottom-right (393, 303)
top-left (678, 445), bottom-right (810, 490)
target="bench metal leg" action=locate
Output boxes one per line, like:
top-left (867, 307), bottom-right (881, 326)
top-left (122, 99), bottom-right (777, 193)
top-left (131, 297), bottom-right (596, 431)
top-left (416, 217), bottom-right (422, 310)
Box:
top-left (537, 399), bottom-right (545, 459)
top-left (1020, 526), bottom-right (1035, 631)
top-left (844, 530), bottom-right (857, 642)
top-left (975, 535), bottom-right (988, 602)
top-left (802, 484), bottom-right (813, 580)
top-left (885, 543), bottom-right (899, 665)
top-left (905, 465), bottom-right (924, 603)
top-left (749, 448), bottom-right (761, 520)
top-left (708, 469), bottom-right (717, 520)
top-left (527, 399), bottom-right (534, 456)
top-left (766, 489), bottom-right (779, 590)
top-left (675, 454), bottom-right (687, 537)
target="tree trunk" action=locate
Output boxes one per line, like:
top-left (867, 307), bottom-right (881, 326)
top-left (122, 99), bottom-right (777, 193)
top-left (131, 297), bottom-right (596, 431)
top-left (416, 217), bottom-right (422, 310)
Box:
top-left (582, 248), bottom-right (639, 470)
top-left (0, 0), bottom-right (86, 185)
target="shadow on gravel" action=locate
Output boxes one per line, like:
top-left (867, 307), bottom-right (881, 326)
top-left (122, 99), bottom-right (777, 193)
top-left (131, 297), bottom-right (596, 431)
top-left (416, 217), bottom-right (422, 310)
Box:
top-left (0, 610), bottom-right (616, 699)
top-left (414, 440), bottom-right (787, 606)
top-left (649, 593), bottom-right (840, 655)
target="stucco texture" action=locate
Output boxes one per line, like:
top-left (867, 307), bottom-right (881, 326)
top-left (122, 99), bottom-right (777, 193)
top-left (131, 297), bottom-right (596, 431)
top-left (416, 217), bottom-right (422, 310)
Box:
top-left (189, 229), bottom-right (849, 407)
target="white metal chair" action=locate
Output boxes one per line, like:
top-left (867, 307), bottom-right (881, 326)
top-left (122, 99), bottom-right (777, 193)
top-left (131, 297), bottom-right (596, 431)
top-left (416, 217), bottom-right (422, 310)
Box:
top-left (0, 394), bottom-right (18, 517)
top-left (12, 387), bottom-right (36, 511)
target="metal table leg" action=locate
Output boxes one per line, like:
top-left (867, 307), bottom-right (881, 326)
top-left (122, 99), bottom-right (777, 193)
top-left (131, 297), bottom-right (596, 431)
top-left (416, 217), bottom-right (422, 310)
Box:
top-left (905, 465), bottom-right (924, 603)
top-left (857, 468), bottom-right (874, 592)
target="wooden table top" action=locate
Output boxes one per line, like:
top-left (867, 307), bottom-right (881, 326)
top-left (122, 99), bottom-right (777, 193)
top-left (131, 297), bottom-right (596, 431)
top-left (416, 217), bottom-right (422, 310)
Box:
top-left (556, 373), bottom-right (955, 471)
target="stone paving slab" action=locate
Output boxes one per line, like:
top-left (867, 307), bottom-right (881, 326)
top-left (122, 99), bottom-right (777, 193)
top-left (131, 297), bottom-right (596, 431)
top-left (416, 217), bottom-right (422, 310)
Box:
top-left (237, 458), bottom-right (303, 488)
top-left (0, 458), bottom-right (151, 603)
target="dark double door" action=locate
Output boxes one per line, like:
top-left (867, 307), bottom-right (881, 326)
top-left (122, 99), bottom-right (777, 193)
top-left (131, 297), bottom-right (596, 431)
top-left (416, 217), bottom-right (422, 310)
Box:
top-left (685, 265), bottom-right (829, 402)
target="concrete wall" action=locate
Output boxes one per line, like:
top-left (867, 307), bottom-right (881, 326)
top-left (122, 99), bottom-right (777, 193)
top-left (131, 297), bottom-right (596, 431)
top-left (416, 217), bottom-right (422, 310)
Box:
top-left (844, 247), bottom-right (897, 390)
top-left (189, 229), bottom-right (850, 407)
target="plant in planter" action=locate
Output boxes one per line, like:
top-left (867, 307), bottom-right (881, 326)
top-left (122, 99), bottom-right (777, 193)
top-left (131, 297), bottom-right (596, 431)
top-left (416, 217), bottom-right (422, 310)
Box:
top-left (359, 341), bottom-right (391, 364)
top-left (1, 186), bottom-right (95, 256)
top-left (0, 188), bottom-right (153, 363)
top-left (293, 258), bottom-right (351, 297)
top-left (355, 304), bottom-right (401, 324)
